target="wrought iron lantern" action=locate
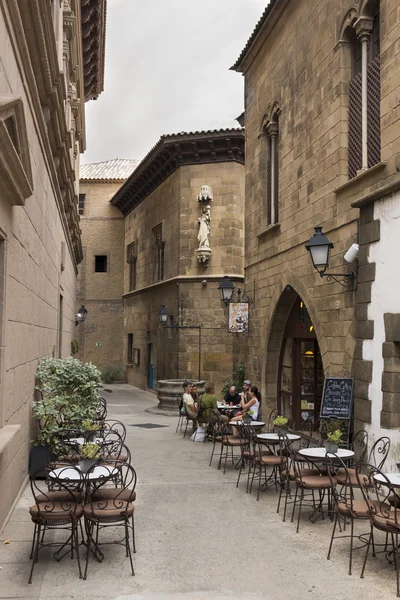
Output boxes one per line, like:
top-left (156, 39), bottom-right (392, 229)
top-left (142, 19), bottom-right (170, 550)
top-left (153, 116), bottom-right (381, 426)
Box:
top-left (218, 276), bottom-right (235, 305)
top-left (75, 305), bottom-right (88, 326)
top-left (305, 227), bottom-right (356, 290)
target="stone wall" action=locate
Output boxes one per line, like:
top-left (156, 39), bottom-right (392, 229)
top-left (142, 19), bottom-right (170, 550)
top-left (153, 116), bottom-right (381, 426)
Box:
top-left (238, 0), bottom-right (400, 419)
top-left (0, 5), bottom-right (79, 530)
top-left (123, 159), bottom-right (245, 394)
top-left (77, 181), bottom-right (125, 371)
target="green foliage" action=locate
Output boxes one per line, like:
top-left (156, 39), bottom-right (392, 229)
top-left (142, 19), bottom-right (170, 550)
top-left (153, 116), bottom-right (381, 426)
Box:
top-left (81, 419), bottom-right (100, 432)
top-left (273, 415), bottom-right (289, 426)
top-left (101, 364), bottom-right (124, 383)
top-left (33, 357), bottom-right (101, 450)
top-left (78, 442), bottom-right (101, 459)
top-left (221, 362), bottom-right (246, 396)
top-left (71, 339), bottom-right (79, 356)
top-left (327, 429), bottom-right (343, 444)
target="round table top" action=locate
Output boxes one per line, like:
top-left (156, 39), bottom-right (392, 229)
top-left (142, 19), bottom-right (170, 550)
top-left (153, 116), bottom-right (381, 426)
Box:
top-left (298, 447), bottom-right (354, 460)
top-left (49, 465), bottom-right (117, 481)
top-left (230, 420), bottom-right (265, 427)
top-left (218, 403), bottom-right (240, 410)
top-left (257, 432), bottom-right (301, 442)
top-left (374, 472), bottom-right (400, 488)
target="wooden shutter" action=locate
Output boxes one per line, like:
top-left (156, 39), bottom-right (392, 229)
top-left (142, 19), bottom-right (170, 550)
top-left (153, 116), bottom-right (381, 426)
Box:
top-left (348, 72), bottom-right (362, 179)
top-left (367, 55), bottom-right (381, 168)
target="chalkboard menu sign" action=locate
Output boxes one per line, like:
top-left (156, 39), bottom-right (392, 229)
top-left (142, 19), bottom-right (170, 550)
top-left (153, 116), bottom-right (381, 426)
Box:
top-left (320, 377), bottom-right (354, 420)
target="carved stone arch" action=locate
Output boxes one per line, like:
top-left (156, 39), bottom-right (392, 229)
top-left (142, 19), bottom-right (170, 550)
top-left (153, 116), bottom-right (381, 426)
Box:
top-left (260, 111), bottom-right (270, 133)
top-left (338, 6), bottom-right (359, 42)
top-left (261, 269), bottom-right (332, 410)
top-left (268, 101), bottom-right (281, 123)
top-left (359, 0), bottom-right (379, 18)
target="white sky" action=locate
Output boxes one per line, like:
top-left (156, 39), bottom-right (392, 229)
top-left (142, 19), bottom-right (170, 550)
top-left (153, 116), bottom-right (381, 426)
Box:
top-left (82, 0), bottom-right (267, 164)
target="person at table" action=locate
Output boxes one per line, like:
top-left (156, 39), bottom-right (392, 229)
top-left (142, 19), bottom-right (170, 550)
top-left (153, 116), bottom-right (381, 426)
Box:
top-left (230, 385), bottom-right (261, 425)
top-left (181, 380), bottom-right (197, 419)
top-left (191, 384), bottom-right (199, 404)
top-left (199, 382), bottom-right (228, 424)
top-left (240, 379), bottom-right (252, 405)
top-left (223, 385), bottom-right (241, 406)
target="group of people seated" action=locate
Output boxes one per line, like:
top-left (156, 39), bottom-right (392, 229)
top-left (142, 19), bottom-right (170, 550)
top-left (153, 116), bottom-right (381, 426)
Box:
top-left (180, 379), bottom-right (261, 431)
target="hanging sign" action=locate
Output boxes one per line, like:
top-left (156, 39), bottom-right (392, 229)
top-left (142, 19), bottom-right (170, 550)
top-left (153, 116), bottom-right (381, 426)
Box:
top-left (228, 302), bottom-right (249, 333)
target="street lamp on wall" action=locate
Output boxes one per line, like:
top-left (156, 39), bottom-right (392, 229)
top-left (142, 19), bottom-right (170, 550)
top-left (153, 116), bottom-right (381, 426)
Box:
top-left (75, 305), bottom-right (88, 326)
top-left (218, 276), bottom-right (235, 305)
top-left (305, 227), bottom-right (356, 290)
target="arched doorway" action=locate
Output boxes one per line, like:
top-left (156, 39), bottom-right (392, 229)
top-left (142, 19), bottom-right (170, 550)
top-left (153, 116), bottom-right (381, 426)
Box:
top-left (278, 296), bottom-right (324, 426)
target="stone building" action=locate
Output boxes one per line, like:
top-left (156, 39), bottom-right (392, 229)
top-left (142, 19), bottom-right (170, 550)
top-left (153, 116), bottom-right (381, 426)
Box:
top-left (0, 0), bottom-right (106, 530)
top-left (233, 0), bottom-right (400, 461)
top-left (77, 159), bottom-right (138, 372)
top-left (111, 129), bottom-right (245, 393)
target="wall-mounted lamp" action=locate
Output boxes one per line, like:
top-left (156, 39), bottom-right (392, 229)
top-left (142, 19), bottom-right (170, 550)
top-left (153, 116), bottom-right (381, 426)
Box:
top-left (75, 305), bottom-right (88, 326)
top-left (305, 227), bottom-right (357, 290)
top-left (218, 276), bottom-right (253, 306)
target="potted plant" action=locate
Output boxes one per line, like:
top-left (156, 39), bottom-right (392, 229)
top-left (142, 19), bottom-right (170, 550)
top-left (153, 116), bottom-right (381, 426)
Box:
top-left (273, 415), bottom-right (289, 435)
top-left (242, 410), bottom-right (254, 424)
top-left (78, 442), bottom-right (101, 473)
top-left (325, 429), bottom-right (342, 453)
top-left (30, 357), bottom-right (101, 476)
top-left (81, 419), bottom-right (100, 442)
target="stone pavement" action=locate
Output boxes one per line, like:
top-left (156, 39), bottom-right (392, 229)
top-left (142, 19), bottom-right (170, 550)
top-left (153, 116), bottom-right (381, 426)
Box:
top-left (0, 384), bottom-right (395, 600)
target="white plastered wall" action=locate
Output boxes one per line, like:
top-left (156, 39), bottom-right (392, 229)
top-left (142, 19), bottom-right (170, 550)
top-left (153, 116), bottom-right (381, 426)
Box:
top-left (363, 191), bottom-right (400, 469)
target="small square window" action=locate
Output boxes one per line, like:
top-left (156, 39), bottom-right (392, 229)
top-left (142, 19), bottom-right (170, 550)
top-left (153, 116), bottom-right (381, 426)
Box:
top-left (95, 255), bottom-right (107, 272)
top-left (78, 193), bottom-right (85, 216)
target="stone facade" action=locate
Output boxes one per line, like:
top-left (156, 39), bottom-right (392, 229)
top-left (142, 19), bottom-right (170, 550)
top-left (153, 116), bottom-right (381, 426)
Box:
top-left (77, 160), bottom-right (138, 371)
top-left (233, 0), bottom-right (400, 453)
top-left (111, 130), bottom-right (246, 394)
top-left (0, 0), bottom-right (106, 531)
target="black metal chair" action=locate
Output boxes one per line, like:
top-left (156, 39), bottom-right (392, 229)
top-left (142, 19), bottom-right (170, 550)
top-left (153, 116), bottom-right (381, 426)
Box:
top-left (325, 453), bottom-right (371, 575)
top-left (236, 422), bottom-right (256, 492)
top-left (368, 436), bottom-right (391, 470)
top-left (335, 429), bottom-right (369, 488)
top-left (28, 464), bottom-right (84, 583)
top-left (356, 463), bottom-right (400, 597)
top-left (96, 396), bottom-right (107, 421)
top-left (83, 462), bottom-right (136, 579)
top-left (176, 396), bottom-right (184, 432)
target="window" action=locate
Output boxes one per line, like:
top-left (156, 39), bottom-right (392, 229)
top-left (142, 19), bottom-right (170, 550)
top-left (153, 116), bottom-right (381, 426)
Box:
top-left (153, 224), bottom-right (165, 282)
top-left (58, 294), bottom-right (63, 358)
top-left (127, 241), bottom-right (137, 291)
top-left (78, 193), bottom-right (85, 215)
top-left (95, 255), bottom-right (107, 272)
top-left (127, 334), bottom-right (133, 364)
top-left (266, 114), bottom-right (279, 225)
top-left (348, 10), bottom-right (380, 178)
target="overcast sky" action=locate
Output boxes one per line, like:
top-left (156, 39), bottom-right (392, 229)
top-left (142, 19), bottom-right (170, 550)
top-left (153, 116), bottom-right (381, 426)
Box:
top-left (82, 0), bottom-right (267, 164)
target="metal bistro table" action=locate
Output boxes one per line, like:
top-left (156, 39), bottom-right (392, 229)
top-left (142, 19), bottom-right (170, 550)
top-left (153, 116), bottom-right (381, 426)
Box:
top-left (231, 420), bottom-right (265, 431)
top-left (298, 447), bottom-right (355, 461)
top-left (257, 432), bottom-right (301, 443)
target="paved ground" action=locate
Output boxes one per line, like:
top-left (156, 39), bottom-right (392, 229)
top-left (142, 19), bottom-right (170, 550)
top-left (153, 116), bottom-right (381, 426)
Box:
top-left (0, 384), bottom-right (396, 600)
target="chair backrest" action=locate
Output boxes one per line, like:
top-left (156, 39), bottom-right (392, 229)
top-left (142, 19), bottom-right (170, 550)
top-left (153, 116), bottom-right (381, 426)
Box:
top-left (96, 397), bottom-right (107, 421)
top-left (85, 462), bottom-right (137, 516)
top-left (267, 408), bottom-right (279, 431)
top-left (100, 420), bottom-right (127, 443)
top-left (356, 462), bottom-right (400, 525)
top-left (30, 463), bottom-right (84, 515)
top-left (325, 453), bottom-right (356, 513)
top-left (298, 417), bottom-right (314, 449)
top-left (351, 429), bottom-right (368, 466)
top-left (368, 436), bottom-right (391, 470)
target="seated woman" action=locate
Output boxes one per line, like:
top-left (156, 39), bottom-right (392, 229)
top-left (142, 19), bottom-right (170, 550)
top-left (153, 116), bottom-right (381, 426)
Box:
top-left (230, 385), bottom-right (261, 425)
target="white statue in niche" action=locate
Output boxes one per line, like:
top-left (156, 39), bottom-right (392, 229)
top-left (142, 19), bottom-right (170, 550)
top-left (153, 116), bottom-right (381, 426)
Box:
top-left (197, 205), bottom-right (211, 249)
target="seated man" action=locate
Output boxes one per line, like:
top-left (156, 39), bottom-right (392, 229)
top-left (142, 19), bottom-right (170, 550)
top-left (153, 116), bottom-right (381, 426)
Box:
top-left (199, 382), bottom-right (228, 425)
top-left (181, 380), bottom-right (197, 419)
top-left (223, 385), bottom-right (241, 405)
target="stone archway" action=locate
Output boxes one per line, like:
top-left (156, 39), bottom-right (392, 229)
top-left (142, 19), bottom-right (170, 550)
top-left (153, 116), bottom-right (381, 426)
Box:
top-left (261, 269), bottom-right (331, 413)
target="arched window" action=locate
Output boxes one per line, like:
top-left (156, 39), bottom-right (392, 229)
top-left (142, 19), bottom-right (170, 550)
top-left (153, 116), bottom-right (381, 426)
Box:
top-left (348, 6), bottom-right (380, 178)
top-left (262, 111), bottom-right (280, 226)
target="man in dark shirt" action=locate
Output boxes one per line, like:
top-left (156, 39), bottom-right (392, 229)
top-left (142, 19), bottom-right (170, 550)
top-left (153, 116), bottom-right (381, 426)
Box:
top-left (223, 385), bottom-right (241, 405)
